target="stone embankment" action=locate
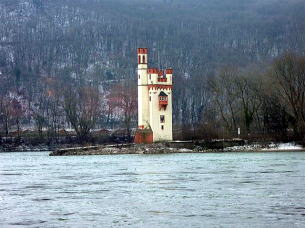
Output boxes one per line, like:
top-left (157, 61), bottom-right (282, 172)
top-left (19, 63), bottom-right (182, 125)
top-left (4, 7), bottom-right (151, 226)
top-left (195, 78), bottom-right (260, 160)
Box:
top-left (49, 143), bottom-right (189, 156)
top-left (49, 140), bottom-right (305, 156)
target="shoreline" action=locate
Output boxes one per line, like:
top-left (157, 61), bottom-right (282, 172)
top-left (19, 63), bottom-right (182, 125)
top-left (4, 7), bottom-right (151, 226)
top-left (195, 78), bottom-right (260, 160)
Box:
top-left (1, 140), bottom-right (304, 154)
top-left (49, 142), bottom-right (305, 156)
top-left (50, 149), bottom-right (305, 156)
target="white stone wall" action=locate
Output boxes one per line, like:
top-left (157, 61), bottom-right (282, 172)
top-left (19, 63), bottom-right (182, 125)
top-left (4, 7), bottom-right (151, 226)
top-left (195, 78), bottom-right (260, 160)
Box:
top-left (149, 89), bottom-right (159, 138)
top-left (137, 55), bottom-right (149, 128)
top-left (149, 72), bottom-right (158, 85)
top-left (149, 88), bottom-right (173, 142)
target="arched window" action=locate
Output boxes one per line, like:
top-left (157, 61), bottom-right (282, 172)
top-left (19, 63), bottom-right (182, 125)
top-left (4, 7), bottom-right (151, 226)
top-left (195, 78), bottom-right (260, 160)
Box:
top-left (142, 55), bottom-right (145, 64)
top-left (138, 55), bottom-right (141, 64)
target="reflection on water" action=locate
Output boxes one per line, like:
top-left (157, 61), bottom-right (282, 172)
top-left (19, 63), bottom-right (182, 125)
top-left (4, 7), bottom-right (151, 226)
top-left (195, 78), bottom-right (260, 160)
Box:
top-left (1, 152), bottom-right (305, 227)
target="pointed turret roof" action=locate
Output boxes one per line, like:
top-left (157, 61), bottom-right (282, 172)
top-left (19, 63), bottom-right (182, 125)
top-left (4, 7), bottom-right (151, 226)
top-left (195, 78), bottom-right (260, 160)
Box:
top-left (159, 91), bottom-right (168, 96)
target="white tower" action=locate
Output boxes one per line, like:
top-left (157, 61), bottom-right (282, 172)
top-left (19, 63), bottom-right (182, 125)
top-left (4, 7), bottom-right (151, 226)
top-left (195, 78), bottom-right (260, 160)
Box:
top-left (135, 48), bottom-right (173, 143)
top-left (137, 48), bottom-right (149, 129)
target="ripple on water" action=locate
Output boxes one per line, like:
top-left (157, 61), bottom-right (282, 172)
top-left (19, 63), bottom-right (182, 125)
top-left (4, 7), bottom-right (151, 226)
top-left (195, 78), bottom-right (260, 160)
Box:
top-left (57, 218), bottom-right (68, 221)
top-left (25, 184), bottom-right (49, 189)
top-left (63, 212), bottom-right (76, 216)
top-left (160, 187), bottom-right (196, 192)
top-left (147, 210), bottom-right (172, 215)
top-left (112, 172), bottom-right (139, 176)
top-left (10, 220), bottom-right (47, 226)
top-left (32, 198), bottom-right (53, 202)
top-left (9, 193), bottom-right (30, 197)
top-left (0, 172), bottom-right (23, 176)
top-left (59, 175), bottom-right (78, 180)
top-left (238, 180), bottom-right (260, 184)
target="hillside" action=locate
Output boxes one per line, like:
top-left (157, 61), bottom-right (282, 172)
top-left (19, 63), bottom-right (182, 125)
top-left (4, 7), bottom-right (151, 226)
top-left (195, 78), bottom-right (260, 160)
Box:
top-left (1, 0), bottom-right (305, 138)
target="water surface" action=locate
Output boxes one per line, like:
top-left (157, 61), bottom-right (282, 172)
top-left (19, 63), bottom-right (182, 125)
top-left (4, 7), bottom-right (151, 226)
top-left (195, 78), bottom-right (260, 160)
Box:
top-left (0, 152), bottom-right (305, 227)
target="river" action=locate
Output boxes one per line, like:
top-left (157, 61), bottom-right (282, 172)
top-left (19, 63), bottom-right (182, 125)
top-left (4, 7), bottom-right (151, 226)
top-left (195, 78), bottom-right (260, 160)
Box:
top-left (0, 152), bottom-right (305, 227)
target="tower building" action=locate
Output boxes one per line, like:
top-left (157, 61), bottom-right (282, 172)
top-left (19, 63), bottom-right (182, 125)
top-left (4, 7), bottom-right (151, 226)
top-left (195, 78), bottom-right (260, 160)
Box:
top-left (135, 48), bottom-right (173, 143)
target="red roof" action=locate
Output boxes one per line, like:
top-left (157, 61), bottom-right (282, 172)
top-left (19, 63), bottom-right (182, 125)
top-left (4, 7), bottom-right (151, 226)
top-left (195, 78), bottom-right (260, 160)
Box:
top-left (166, 69), bottom-right (173, 74)
top-left (147, 68), bottom-right (158, 74)
top-left (137, 48), bottom-right (148, 54)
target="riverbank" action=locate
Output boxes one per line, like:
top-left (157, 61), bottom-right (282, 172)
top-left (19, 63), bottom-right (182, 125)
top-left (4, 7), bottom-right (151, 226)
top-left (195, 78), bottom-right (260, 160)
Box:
top-left (49, 141), bottom-right (305, 156)
top-left (0, 143), bottom-right (84, 152)
top-left (0, 135), bottom-right (111, 152)
top-left (1, 138), bottom-right (304, 154)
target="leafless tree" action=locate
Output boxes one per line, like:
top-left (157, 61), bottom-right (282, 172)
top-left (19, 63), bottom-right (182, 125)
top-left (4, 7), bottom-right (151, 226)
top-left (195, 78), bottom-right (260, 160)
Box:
top-left (235, 74), bottom-right (263, 134)
top-left (272, 52), bottom-right (305, 136)
top-left (209, 67), bottom-right (240, 133)
top-left (64, 86), bottom-right (101, 140)
top-left (107, 82), bottom-right (137, 141)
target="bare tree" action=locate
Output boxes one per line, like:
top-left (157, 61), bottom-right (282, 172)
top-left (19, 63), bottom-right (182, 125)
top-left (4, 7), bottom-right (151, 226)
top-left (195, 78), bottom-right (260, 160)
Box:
top-left (0, 97), bottom-right (11, 137)
top-left (209, 67), bottom-right (240, 133)
top-left (107, 82), bottom-right (137, 142)
top-left (235, 74), bottom-right (263, 134)
top-left (272, 52), bottom-right (305, 136)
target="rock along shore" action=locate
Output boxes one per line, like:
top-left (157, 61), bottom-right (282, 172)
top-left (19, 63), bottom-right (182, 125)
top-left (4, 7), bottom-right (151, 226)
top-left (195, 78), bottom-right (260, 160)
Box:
top-left (49, 143), bottom-right (193, 156)
top-left (49, 140), bottom-right (305, 156)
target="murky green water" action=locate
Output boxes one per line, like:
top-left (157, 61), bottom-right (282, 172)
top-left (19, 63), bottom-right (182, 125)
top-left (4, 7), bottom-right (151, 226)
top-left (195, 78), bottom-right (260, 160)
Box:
top-left (0, 152), bottom-right (305, 227)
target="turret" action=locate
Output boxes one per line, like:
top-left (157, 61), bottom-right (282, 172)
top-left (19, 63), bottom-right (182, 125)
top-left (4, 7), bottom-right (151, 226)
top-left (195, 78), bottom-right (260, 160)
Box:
top-left (138, 48), bottom-right (148, 66)
top-left (165, 69), bottom-right (173, 85)
top-left (137, 48), bottom-right (149, 129)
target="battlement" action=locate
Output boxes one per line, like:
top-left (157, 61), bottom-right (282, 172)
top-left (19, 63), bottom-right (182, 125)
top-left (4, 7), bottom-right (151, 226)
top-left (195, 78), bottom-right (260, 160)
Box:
top-left (138, 48), bottom-right (148, 54)
top-left (166, 69), bottom-right (173, 74)
top-left (147, 68), bottom-right (158, 74)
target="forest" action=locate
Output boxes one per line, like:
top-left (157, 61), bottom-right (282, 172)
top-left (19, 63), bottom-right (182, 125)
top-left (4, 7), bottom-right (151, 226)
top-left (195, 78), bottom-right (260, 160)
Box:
top-left (0, 0), bottom-right (305, 144)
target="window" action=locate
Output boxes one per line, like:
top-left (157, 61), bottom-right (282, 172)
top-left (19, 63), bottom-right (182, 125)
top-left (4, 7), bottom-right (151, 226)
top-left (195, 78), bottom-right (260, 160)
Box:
top-left (149, 96), bottom-right (151, 101)
top-left (161, 125), bottom-right (164, 130)
top-left (138, 55), bottom-right (141, 64)
top-left (138, 75), bottom-right (140, 79)
top-left (160, 115), bottom-right (165, 123)
top-left (149, 74), bottom-right (151, 80)
top-left (142, 55), bottom-right (145, 64)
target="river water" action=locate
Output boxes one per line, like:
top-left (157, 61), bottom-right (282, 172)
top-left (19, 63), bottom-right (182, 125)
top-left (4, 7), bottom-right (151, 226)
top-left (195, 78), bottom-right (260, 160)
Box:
top-left (0, 152), bottom-right (305, 227)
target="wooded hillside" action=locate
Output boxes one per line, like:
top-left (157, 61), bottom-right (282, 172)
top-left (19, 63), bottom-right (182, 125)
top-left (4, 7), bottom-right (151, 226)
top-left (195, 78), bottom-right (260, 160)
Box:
top-left (1, 0), bottom-right (305, 141)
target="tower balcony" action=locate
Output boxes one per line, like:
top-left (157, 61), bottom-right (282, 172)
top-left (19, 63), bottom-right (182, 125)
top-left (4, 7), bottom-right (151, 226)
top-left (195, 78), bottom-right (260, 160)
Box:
top-left (159, 91), bottom-right (168, 110)
top-left (159, 100), bottom-right (168, 105)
